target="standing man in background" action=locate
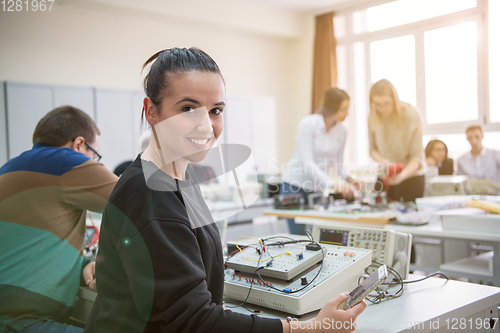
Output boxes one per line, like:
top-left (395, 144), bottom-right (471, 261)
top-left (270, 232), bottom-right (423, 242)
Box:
top-left (457, 124), bottom-right (500, 183)
top-left (0, 106), bottom-right (118, 333)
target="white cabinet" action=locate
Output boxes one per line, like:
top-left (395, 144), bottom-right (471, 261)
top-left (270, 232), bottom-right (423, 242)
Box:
top-left (6, 82), bottom-right (53, 159)
top-left (4, 82), bottom-right (96, 160)
top-left (130, 90), bottom-right (146, 156)
top-left (2, 81), bottom-right (275, 179)
top-left (95, 89), bottom-right (134, 172)
top-left (250, 97), bottom-right (277, 174)
top-left (53, 86), bottom-right (95, 119)
top-left (224, 96), bottom-right (277, 175)
top-left (94, 89), bottom-right (145, 172)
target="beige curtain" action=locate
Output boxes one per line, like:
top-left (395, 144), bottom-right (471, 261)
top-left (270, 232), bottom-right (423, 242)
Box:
top-left (312, 12), bottom-right (337, 113)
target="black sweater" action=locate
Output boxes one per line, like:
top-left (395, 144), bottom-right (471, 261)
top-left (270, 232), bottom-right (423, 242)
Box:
top-left (84, 156), bottom-right (282, 333)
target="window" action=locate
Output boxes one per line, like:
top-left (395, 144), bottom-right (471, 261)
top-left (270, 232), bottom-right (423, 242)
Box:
top-left (424, 131), bottom-right (500, 161)
top-left (424, 22), bottom-right (478, 124)
top-left (334, 0), bottom-right (500, 165)
top-left (365, 0), bottom-right (476, 32)
top-left (489, 0), bottom-right (500, 123)
top-left (336, 45), bottom-right (348, 90)
top-left (370, 35), bottom-right (416, 106)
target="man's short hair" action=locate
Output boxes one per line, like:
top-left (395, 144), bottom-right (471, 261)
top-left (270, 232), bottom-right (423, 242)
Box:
top-left (32, 105), bottom-right (100, 147)
top-left (465, 124), bottom-right (483, 134)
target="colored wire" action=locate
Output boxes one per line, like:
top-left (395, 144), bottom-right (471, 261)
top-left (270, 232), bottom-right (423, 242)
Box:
top-left (261, 236), bottom-right (295, 242)
top-left (236, 236), bottom-right (287, 263)
top-left (224, 244), bottom-right (259, 268)
top-left (226, 235), bottom-right (325, 303)
top-left (225, 249), bottom-right (265, 310)
top-left (256, 239), bottom-right (325, 294)
top-left (84, 211), bottom-right (98, 254)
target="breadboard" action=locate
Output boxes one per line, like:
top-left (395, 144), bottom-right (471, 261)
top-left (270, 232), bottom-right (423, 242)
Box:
top-left (224, 235), bottom-right (372, 315)
top-left (226, 244), bottom-right (324, 280)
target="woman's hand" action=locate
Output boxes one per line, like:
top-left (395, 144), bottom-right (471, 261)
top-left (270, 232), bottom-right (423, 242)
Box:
top-left (426, 156), bottom-right (437, 167)
top-left (82, 261), bottom-right (97, 291)
top-left (387, 160), bottom-right (421, 186)
top-left (312, 292), bottom-right (366, 333)
top-left (387, 172), bottom-right (406, 186)
top-left (334, 183), bottom-right (355, 200)
top-left (282, 293), bottom-right (366, 333)
top-left (346, 176), bottom-right (362, 192)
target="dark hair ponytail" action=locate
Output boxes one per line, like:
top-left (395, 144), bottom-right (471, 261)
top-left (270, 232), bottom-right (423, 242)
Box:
top-left (141, 47), bottom-right (223, 122)
top-left (322, 87), bottom-right (350, 114)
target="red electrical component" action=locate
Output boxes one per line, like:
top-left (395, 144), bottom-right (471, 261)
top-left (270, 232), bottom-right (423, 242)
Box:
top-left (383, 162), bottom-right (404, 189)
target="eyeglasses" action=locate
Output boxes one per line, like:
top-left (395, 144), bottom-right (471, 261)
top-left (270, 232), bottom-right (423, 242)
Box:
top-left (85, 142), bottom-right (102, 162)
top-left (372, 102), bottom-right (393, 110)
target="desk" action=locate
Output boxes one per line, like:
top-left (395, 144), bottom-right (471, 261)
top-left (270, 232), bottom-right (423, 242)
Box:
top-left (264, 208), bottom-right (393, 226)
top-left (265, 209), bottom-right (500, 286)
top-left (73, 275), bottom-right (500, 332)
top-left (384, 219), bottom-right (500, 286)
top-left (226, 275), bottom-right (500, 333)
top-left (209, 198), bottom-right (274, 225)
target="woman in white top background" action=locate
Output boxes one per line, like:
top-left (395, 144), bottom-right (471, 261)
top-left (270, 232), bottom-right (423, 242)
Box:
top-left (281, 87), bottom-right (357, 234)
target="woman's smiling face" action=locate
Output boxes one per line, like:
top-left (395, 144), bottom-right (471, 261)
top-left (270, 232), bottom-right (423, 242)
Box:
top-left (146, 71), bottom-right (225, 163)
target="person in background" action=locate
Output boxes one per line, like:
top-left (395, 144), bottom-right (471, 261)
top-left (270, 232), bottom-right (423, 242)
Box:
top-left (84, 47), bottom-right (365, 333)
top-left (368, 79), bottom-right (425, 202)
top-left (113, 129), bottom-right (152, 177)
top-left (0, 106), bottom-right (118, 333)
top-left (425, 140), bottom-right (454, 175)
top-left (281, 87), bottom-right (357, 235)
top-left (113, 160), bottom-right (132, 177)
top-left (457, 125), bottom-right (500, 183)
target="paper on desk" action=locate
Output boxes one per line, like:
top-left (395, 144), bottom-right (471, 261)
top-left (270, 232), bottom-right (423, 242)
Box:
top-left (436, 207), bottom-right (488, 216)
top-left (439, 207), bottom-right (500, 233)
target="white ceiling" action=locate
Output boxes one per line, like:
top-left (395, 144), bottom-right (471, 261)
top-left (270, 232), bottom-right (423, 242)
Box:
top-left (244, 0), bottom-right (356, 12)
top-left (59, 0), bottom-right (392, 39)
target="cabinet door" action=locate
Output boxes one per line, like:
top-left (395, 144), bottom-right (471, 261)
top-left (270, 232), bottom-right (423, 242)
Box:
top-left (53, 86), bottom-right (95, 120)
top-left (221, 97), bottom-right (253, 184)
top-left (0, 83), bottom-right (7, 165)
top-left (251, 97), bottom-right (276, 174)
top-left (224, 96), bottom-right (277, 176)
top-left (95, 89), bottom-right (134, 172)
top-left (131, 90), bottom-right (146, 156)
top-left (6, 82), bottom-right (53, 159)
top-left (224, 97), bottom-right (253, 148)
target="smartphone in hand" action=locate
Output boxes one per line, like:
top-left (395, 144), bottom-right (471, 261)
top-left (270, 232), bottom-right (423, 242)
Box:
top-left (340, 265), bottom-right (388, 310)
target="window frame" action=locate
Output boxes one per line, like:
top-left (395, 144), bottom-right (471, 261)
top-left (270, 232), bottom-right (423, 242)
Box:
top-left (334, 0), bottom-right (499, 138)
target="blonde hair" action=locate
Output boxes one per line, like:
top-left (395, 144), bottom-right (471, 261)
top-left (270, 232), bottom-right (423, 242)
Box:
top-left (465, 124), bottom-right (483, 134)
top-left (369, 79), bottom-right (404, 126)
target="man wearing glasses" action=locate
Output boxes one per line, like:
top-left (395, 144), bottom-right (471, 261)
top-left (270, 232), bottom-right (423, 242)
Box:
top-left (0, 105), bottom-right (118, 333)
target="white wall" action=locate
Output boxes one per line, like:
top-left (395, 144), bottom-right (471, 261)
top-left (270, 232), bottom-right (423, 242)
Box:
top-left (59, 0), bottom-right (305, 38)
top-left (279, 14), bottom-right (315, 171)
top-left (0, 1), bottom-right (315, 170)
